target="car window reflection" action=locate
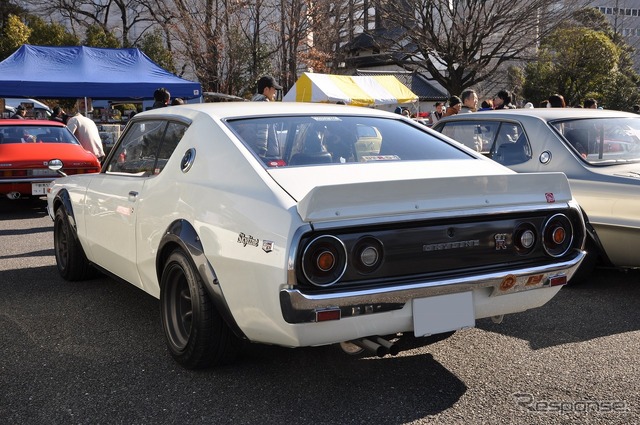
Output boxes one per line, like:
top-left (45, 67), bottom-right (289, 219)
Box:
top-left (105, 120), bottom-right (188, 176)
top-left (551, 118), bottom-right (640, 164)
top-left (227, 116), bottom-right (473, 167)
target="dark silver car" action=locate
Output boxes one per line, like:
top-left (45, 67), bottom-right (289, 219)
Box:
top-left (434, 108), bottom-right (640, 274)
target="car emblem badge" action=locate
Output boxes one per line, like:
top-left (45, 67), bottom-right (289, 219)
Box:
top-left (237, 233), bottom-right (259, 247)
top-left (500, 274), bottom-right (517, 291)
top-left (545, 192), bottom-right (555, 203)
top-left (262, 240), bottom-right (274, 253)
top-left (495, 233), bottom-right (508, 250)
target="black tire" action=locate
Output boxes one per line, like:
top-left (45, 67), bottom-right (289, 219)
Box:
top-left (160, 249), bottom-right (240, 369)
top-left (570, 237), bottom-right (600, 284)
top-left (53, 207), bottom-right (94, 281)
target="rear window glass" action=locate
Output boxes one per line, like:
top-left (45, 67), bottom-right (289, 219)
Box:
top-left (226, 115), bottom-right (472, 167)
top-left (0, 125), bottom-right (78, 144)
top-left (551, 118), bottom-right (640, 164)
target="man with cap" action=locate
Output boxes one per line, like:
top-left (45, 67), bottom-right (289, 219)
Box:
top-left (11, 105), bottom-right (26, 119)
top-left (252, 75), bottom-right (282, 102)
top-left (249, 75), bottom-right (283, 157)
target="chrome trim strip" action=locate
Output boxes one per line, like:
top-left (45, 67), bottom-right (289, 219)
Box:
top-left (280, 250), bottom-right (585, 323)
top-left (287, 224), bottom-right (313, 287)
top-left (1, 178), bottom-right (55, 183)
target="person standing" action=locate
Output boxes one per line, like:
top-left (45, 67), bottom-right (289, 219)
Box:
top-left (548, 94), bottom-right (566, 108)
top-left (67, 110), bottom-right (105, 162)
top-left (151, 87), bottom-right (171, 109)
top-left (478, 99), bottom-right (494, 111)
top-left (252, 75), bottom-right (282, 102)
top-left (250, 75), bottom-right (283, 157)
top-left (583, 98), bottom-right (598, 109)
top-left (11, 105), bottom-right (26, 119)
top-left (444, 96), bottom-right (462, 117)
top-left (429, 102), bottom-right (445, 125)
top-left (50, 106), bottom-right (66, 123)
top-left (493, 90), bottom-right (516, 109)
top-left (459, 89), bottom-right (478, 113)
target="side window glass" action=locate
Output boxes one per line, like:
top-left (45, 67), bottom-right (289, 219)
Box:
top-left (439, 121), bottom-right (500, 154)
top-left (105, 120), bottom-right (167, 176)
top-left (490, 122), bottom-right (531, 166)
top-left (154, 122), bottom-right (188, 175)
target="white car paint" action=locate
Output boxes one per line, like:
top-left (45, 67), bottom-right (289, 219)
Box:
top-left (48, 102), bottom-right (585, 357)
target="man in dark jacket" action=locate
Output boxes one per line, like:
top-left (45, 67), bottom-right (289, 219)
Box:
top-left (11, 105), bottom-right (26, 119)
top-left (493, 90), bottom-right (516, 109)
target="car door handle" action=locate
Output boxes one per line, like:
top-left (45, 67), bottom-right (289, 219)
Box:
top-left (128, 191), bottom-right (138, 202)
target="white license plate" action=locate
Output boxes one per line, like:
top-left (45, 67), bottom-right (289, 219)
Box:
top-left (412, 292), bottom-right (475, 337)
top-left (31, 182), bottom-right (50, 195)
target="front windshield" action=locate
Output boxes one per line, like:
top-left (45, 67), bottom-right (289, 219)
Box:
top-left (226, 115), bottom-right (472, 167)
top-left (551, 118), bottom-right (640, 164)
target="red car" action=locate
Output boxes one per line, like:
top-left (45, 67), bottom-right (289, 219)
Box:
top-left (0, 120), bottom-right (101, 199)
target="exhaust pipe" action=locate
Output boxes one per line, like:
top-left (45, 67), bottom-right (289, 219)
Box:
top-left (350, 336), bottom-right (400, 357)
top-left (372, 336), bottom-right (400, 356)
top-left (6, 192), bottom-right (21, 200)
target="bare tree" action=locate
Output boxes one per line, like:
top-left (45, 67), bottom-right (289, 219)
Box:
top-left (276, 0), bottom-right (313, 89)
top-left (372, 0), bottom-right (591, 95)
top-left (233, 0), bottom-right (281, 94)
top-left (304, 0), bottom-right (360, 74)
top-left (26, 0), bottom-right (156, 46)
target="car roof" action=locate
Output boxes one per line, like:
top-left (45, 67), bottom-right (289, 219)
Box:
top-left (3, 98), bottom-right (52, 112)
top-left (135, 102), bottom-right (399, 121)
top-left (439, 108), bottom-right (639, 123)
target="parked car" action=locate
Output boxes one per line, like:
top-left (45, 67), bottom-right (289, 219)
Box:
top-left (0, 120), bottom-right (101, 199)
top-left (433, 108), bottom-right (640, 275)
top-left (47, 103), bottom-right (586, 369)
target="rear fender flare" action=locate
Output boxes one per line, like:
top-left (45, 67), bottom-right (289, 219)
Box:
top-left (53, 189), bottom-right (78, 237)
top-left (157, 219), bottom-right (246, 340)
top-left (581, 209), bottom-right (613, 266)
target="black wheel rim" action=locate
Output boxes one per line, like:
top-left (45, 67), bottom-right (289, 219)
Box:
top-left (54, 217), bottom-right (69, 270)
top-left (164, 266), bottom-right (193, 352)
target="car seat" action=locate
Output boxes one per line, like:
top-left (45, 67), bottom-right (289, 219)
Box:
top-left (564, 129), bottom-right (589, 157)
top-left (289, 130), bottom-right (333, 165)
top-left (494, 134), bottom-right (530, 165)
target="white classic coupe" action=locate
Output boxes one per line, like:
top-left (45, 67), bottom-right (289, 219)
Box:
top-left (47, 102), bottom-right (585, 368)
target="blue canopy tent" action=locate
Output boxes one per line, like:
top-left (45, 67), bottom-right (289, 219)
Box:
top-left (0, 45), bottom-right (201, 100)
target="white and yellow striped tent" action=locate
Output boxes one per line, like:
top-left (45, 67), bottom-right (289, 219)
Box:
top-left (282, 72), bottom-right (418, 107)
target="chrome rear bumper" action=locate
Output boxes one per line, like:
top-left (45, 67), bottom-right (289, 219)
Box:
top-left (280, 250), bottom-right (585, 323)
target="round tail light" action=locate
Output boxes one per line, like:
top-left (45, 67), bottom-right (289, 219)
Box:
top-left (352, 236), bottom-right (384, 274)
top-left (514, 222), bottom-right (537, 255)
top-left (542, 214), bottom-right (573, 257)
top-left (301, 235), bottom-right (347, 287)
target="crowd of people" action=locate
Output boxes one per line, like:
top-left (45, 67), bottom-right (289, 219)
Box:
top-left (9, 76), bottom-right (639, 164)
top-left (426, 90), bottom-right (616, 126)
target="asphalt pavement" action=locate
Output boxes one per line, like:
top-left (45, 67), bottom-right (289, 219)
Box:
top-left (1, 198), bottom-right (639, 424)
